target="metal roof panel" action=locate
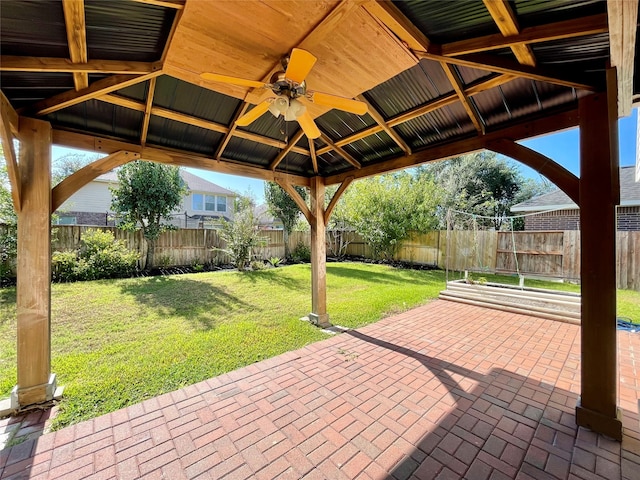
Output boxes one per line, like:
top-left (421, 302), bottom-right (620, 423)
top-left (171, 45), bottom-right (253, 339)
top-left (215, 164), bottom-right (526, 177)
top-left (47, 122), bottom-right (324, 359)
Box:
top-left (84, 0), bottom-right (176, 62)
top-left (146, 116), bottom-right (223, 157)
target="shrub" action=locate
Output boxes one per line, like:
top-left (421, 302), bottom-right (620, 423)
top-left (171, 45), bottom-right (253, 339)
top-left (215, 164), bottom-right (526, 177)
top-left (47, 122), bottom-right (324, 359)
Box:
top-left (52, 229), bottom-right (139, 282)
top-left (291, 242), bottom-right (311, 263)
top-left (52, 251), bottom-right (80, 282)
top-left (0, 226), bottom-right (17, 285)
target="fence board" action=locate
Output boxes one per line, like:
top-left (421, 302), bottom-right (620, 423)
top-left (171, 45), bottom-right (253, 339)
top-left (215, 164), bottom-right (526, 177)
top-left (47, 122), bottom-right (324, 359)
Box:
top-left (4, 225), bottom-right (640, 290)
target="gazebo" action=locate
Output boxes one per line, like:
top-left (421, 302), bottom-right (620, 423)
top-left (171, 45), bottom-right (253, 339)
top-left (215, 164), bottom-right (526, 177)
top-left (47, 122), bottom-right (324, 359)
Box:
top-left (0, 0), bottom-right (637, 441)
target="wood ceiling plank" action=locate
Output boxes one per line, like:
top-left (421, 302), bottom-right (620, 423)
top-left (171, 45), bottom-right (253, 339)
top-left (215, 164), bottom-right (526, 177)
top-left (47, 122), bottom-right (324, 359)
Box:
top-left (0, 57), bottom-right (160, 74)
top-left (52, 129), bottom-right (311, 186)
top-left (140, 78), bottom-right (157, 146)
top-left (441, 63), bottom-right (485, 134)
top-left (608, 0), bottom-right (638, 117)
top-left (483, 0), bottom-right (537, 67)
top-left (324, 107), bottom-right (580, 185)
top-left (362, 0), bottom-right (430, 52)
top-left (99, 94), bottom-right (147, 112)
top-left (441, 14), bottom-right (608, 56)
top-left (357, 95), bottom-right (411, 155)
top-left (166, 0), bottom-right (415, 118)
top-left (62, 0), bottom-right (89, 90)
top-left (270, 129), bottom-right (306, 171)
top-left (31, 72), bottom-right (163, 115)
top-left (319, 133), bottom-right (361, 169)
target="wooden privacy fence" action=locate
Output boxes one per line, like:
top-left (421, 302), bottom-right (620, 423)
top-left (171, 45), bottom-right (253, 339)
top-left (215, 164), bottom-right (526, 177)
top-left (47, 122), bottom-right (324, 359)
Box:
top-left (2, 225), bottom-right (638, 290)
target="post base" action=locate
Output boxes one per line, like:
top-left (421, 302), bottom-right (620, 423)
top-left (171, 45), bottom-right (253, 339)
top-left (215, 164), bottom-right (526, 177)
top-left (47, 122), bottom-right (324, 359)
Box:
top-left (13, 373), bottom-right (60, 408)
top-left (576, 399), bottom-right (623, 441)
top-left (308, 313), bottom-right (332, 328)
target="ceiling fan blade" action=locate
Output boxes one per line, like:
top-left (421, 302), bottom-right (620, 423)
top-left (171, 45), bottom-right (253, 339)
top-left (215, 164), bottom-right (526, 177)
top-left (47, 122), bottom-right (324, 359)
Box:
top-left (236, 100), bottom-right (271, 127)
top-left (285, 48), bottom-right (317, 84)
top-left (297, 111), bottom-right (321, 139)
top-left (201, 73), bottom-right (266, 89)
top-left (309, 92), bottom-right (368, 116)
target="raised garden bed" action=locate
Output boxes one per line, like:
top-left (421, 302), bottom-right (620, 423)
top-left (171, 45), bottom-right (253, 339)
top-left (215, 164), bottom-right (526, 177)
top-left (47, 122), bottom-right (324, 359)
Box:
top-left (439, 279), bottom-right (581, 324)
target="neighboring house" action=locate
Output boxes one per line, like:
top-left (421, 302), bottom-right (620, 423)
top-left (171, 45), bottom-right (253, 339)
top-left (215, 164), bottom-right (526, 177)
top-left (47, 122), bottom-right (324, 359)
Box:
top-left (511, 166), bottom-right (640, 231)
top-left (254, 204), bottom-right (284, 230)
top-left (56, 169), bottom-right (236, 228)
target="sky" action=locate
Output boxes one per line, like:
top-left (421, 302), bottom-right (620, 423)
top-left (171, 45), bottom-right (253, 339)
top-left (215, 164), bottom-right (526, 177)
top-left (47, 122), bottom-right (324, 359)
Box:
top-left (52, 108), bottom-right (638, 205)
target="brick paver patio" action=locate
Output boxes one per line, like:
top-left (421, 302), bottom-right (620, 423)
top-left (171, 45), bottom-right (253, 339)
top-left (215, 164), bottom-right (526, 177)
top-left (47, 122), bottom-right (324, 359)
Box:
top-left (1, 300), bottom-right (639, 479)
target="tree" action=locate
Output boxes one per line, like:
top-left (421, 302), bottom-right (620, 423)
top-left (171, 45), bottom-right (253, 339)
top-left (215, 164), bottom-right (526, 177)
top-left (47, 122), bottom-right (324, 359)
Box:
top-left (218, 194), bottom-right (263, 270)
top-left (110, 161), bottom-right (187, 269)
top-left (339, 172), bottom-right (442, 260)
top-left (417, 151), bottom-right (550, 230)
top-left (264, 182), bottom-right (308, 259)
top-left (52, 152), bottom-right (100, 186)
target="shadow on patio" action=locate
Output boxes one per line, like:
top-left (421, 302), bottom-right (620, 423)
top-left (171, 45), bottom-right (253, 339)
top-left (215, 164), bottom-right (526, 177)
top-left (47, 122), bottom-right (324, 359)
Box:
top-left (1, 300), bottom-right (638, 479)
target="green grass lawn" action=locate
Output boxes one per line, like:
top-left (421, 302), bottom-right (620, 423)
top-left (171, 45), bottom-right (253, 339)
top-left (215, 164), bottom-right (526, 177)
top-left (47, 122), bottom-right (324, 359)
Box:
top-left (0, 262), bottom-right (638, 430)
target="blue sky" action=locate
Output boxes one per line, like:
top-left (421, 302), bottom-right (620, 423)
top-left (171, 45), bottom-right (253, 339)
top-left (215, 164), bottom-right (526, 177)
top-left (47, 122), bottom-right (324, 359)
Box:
top-left (52, 109), bottom-right (637, 205)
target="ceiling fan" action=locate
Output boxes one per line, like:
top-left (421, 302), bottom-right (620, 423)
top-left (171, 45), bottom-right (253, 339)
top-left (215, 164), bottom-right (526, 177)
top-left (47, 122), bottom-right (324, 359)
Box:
top-left (200, 49), bottom-right (368, 139)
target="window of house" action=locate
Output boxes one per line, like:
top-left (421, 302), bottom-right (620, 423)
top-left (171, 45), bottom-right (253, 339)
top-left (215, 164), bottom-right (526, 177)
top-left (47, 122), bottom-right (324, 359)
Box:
top-left (55, 215), bottom-right (77, 225)
top-left (205, 195), bottom-right (216, 211)
top-left (193, 193), bottom-right (226, 212)
top-left (192, 193), bottom-right (203, 211)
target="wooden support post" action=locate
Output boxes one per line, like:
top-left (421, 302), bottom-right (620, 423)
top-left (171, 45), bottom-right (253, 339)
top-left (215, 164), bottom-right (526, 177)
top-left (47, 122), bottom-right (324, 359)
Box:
top-left (309, 176), bottom-right (330, 328)
top-left (13, 117), bottom-right (57, 407)
top-left (576, 88), bottom-right (622, 440)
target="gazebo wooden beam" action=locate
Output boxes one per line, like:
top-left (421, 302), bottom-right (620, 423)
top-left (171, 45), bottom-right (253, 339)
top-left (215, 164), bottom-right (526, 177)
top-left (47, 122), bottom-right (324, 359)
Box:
top-left (98, 94), bottom-right (310, 156)
top-left (51, 150), bottom-right (141, 212)
top-left (269, 130), bottom-right (306, 171)
top-left (275, 179), bottom-right (313, 224)
top-left (356, 95), bottom-right (411, 155)
top-left (319, 133), bottom-right (361, 169)
top-left (131, 0), bottom-right (185, 9)
top-left (324, 176), bottom-right (354, 226)
top-left (0, 56), bottom-right (160, 75)
top-left (30, 72), bottom-right (163, 116)
top-left (215, 103), bottom-right (249, 161)
top-left (483, 0), bottom-right (537, 67)
top-left (416, 51), bottom-right (597, 92)
top-left (308, 137), bottom-right (318, 174)
top-left (0, 92), bottom-right (21, 211)
top-left (607, 0), bottom-right (639, 117)
top-left (486, 139), bottom-right (579, 204)
top-left (62, 0), bottom-right (89, 90)
top-left (325, 107), bottom-right (579, 185)
top-left (140, 78), bottom-right (157, 146)
top-left (441, 14), bottom-right (608, 56)
top-left (316, 74), bottom-right (513, 156)
top-left (441, 63), bottom-right (485, 133)
top-left (52, 129), bottom-right (311, 187)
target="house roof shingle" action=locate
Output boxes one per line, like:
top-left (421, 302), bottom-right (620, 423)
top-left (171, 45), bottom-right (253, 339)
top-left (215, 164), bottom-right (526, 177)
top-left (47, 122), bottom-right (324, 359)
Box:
top-left (511, 166), bottom-right (640, 212)
top-left (95, 169), bottom-right (235, 196)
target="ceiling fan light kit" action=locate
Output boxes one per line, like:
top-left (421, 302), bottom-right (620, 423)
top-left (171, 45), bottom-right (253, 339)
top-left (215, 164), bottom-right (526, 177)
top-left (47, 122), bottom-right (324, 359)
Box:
top-left (201, 48), bottom-right (368, 141)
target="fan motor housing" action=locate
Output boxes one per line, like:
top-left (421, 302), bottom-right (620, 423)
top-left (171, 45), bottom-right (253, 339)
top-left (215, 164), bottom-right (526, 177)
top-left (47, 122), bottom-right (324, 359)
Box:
top-left (270, 71), bottom-right (306, 98)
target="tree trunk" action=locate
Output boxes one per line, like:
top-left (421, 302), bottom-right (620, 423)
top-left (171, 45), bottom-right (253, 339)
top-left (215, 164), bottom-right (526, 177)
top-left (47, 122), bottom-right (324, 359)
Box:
top-left (284, 229), bottom-right (290, 259)
top-left (145, 238), bottom-right (155, 271)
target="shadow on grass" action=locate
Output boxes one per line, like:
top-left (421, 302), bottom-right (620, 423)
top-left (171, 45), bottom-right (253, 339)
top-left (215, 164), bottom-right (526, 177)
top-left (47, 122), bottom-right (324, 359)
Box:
top-left (327, 263), bottom-right (444, 285)
top-left (118, 276), bottom-right (250, 331)
top-left (234, 267), bottom-right (307, 291)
